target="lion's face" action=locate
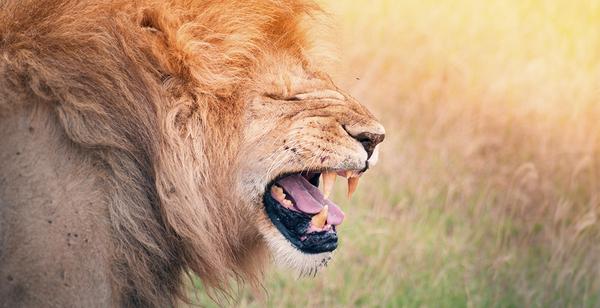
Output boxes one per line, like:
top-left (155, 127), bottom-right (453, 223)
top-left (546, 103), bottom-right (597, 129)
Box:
top-left (236, 55), bottom-right (385, 274)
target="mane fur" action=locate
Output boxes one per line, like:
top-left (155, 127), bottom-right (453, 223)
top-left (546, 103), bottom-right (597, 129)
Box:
top-left (0, 0), bottom-right (321, 306)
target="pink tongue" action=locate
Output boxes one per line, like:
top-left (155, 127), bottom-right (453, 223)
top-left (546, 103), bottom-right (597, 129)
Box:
top-left (276, 174), bottom-right (345, 226)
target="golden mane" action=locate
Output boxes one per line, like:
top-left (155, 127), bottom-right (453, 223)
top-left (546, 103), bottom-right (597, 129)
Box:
top-left (0, 0), bottom-right (320, 306)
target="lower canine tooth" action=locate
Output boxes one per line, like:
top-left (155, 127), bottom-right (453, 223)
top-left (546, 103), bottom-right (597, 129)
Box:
top-left (347, 177), bottom-right (359, 199)
top-left (311, 205), bottom-right (328, 229)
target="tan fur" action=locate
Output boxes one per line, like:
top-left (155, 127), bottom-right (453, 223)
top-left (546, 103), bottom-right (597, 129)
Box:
top-left (0, 1), bottom-right (384, 307)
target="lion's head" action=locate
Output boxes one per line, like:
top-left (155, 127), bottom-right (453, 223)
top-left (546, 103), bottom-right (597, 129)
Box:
top-left (241, 57), bottom-right (385, 274)
top-left (0, 0), bottom-right (384, 306)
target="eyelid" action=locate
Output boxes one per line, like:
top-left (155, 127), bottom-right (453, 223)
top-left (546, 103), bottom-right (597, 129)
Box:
top-left (264, 90), bottom-right (345, 102)
top-left (291, 90), bottom-right (345, 101)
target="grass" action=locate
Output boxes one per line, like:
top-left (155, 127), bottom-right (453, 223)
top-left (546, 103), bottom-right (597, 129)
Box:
top-left (192, 0), bottom-right (600, 306)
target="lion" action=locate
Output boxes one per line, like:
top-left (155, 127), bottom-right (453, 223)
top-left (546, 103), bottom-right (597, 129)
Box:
top-left (0, 0), bottom-right (385, 306)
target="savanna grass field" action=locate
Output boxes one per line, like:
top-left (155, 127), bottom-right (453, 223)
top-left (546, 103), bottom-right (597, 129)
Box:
top-left (195, 1), bottom-right (600, 306)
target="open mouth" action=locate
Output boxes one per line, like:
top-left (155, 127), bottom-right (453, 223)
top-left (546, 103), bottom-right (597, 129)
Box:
top-left (263, 170), bottom-right (361, 254)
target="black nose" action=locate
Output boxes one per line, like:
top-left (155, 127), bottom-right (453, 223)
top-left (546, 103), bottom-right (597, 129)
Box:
top-left (351, 131), bottom-right (385, 158)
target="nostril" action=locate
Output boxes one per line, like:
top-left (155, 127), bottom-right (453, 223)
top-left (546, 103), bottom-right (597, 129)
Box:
top-left (342, 124), bottom-right (386, 158)
top-left (351, 131), bottom-right (385, 158)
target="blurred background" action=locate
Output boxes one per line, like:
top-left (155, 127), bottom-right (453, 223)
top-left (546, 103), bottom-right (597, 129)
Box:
top-left (198, 0), bottom-right (600, 306)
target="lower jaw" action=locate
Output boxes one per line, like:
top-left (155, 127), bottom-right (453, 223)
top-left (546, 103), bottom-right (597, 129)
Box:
top-left (261, 227), bottom-right (334, 277)
top-left (263, 190), bottom-right (338, 254)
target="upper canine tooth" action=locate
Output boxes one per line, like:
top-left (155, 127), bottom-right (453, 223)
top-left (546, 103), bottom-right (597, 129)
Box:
top-left (321, 172), bottom-right (336, 198)
top-left (347, 177), bottom-right (359, 199)
top-left (344, 170), bottom-right (353, 178)
top-left (311, 205), bottom-right (328, 229)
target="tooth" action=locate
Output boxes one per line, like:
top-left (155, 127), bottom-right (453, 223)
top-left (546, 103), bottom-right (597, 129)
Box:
top-left (282, 199), bottom-right (293, 208)
top-left (345, 170), bottom-right (352, 178)
top-left (271, 185), bottom-right (285, 202)
top-left (347, 176), bottom-right (359, 199)
top-left (321, 172), bottom-right (336, 198)
top-left (271, 185), bottom-right (283, 195)
top-left (271, 186), bottom-right (283, 199)
top-left (311, 205), bottom-right (328, 229)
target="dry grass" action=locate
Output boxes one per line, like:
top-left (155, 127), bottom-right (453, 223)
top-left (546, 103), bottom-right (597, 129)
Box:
top-left (193, 0), bottom-right (600, 306)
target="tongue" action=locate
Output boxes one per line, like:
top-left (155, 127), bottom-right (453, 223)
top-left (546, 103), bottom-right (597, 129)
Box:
top-left (276, 174), bottom-right (345, 225)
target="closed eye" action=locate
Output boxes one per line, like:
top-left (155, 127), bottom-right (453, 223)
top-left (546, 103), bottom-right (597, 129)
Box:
top-left (265, 90), bottom-right (345, 102)
top-left (265, 93), bottom-right (299, 101)
top-left (292, 90), bottom-right (345, 101)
